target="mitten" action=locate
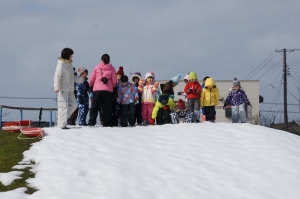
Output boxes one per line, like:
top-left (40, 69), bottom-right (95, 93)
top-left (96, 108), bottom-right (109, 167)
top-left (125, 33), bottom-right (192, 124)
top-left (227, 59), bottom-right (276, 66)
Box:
top-left (149, 118), bottom-right (155, 125)
top-left (116, 103), bottom-right (121, 110)
top-left (188, 88), bottom-right (193, 93)
top-left (78, 96), bottom-right (84, 104)
top-left (163, 105), bottom-right (169, 111)
top-left (247, 102), bottom-right (252, 108)
top-left (89, 93), bottom-right (93, 99)
top-left (194, 89), bottom-right (198, 93)
top-left (135, 99), bottom-right (139, 105)
top-left (139, 79), bottom-right (144, 86)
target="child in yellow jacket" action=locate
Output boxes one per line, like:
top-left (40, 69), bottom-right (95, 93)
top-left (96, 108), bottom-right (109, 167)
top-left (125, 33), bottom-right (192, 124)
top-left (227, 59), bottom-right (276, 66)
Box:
top-left (200, 77), bottom-right (220, 122)
top-left (149, 93), bottom-right (175, 125)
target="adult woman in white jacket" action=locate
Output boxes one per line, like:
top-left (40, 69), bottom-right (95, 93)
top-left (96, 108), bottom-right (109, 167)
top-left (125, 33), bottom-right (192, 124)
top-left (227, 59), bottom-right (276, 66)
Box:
top-left (53, 48), bottom-right (83, 129)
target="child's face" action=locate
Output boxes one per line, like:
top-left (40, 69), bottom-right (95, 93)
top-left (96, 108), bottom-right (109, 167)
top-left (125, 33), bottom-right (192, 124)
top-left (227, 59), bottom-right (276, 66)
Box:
top-left (232, 86), bottom-right (239, 90)
top-left (117, 75), bottom-right (121, 81)
top-left (133, 77), bottom-right (139, 83)
top-left (80, 71), bottom-right (88, 78)
top-left (207, 85), bottom-right (213, 89)
top-left (121, 82), bottom-right (127, 86)
top-left (190, 79), bottom-right (196, 82)
top-left (69, 55), bottom-right (73, 61)
top-left (146, 77), bottom-right (153, 83)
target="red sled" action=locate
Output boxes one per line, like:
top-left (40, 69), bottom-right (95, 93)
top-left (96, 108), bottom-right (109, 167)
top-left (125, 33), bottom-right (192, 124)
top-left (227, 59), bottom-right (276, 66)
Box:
top-left (2, 120), bottom-right (33, 133)
top-left (20, 127), bottom-right (44, 138)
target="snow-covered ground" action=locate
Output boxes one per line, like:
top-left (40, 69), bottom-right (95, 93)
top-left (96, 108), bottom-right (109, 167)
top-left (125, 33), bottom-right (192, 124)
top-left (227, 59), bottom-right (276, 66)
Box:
top-left (1, 123), bottom-right (300, 199)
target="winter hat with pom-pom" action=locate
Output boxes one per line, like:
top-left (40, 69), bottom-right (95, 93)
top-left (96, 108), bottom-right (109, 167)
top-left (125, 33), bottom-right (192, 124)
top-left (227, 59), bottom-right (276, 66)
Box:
top-left (171, 74), bottom-right (181, 85)
top-left (233, 78), bottom-right (240, 86)
top-left (116, 66), bottom-right (124, 76)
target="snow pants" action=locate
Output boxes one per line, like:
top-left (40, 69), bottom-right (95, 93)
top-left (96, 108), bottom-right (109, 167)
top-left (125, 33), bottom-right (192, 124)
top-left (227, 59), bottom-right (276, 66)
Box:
top-left (120, 103), bottom-right (136, 127)
top-left (187, 98), bottom-right (200, 122)
top-left (202, 106), bottom-right (216, 122)
top-left (57, 91), bottom-right (77, 128)
top-left (232, 103), bottom-right (247, 123)
top-left (77, 103), bottom-right (89, 125)
top-left (141, 103), bottom-right (154, 121)
top-left (170, 110), bottom-right (193, 124)
top-left (156, 108), bottom-right (171, 125)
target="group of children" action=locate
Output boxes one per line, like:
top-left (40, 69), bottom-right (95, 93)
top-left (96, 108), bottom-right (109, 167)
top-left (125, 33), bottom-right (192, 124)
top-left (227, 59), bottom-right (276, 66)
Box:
top-left (54, 49), bottom-right (252, 129)
top-left (70, 65), bottom-right (251, 127)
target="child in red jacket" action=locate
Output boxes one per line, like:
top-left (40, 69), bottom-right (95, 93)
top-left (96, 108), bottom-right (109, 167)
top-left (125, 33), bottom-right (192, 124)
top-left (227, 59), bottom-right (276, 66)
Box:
top-left (184, 72), bottom-right (201, 123)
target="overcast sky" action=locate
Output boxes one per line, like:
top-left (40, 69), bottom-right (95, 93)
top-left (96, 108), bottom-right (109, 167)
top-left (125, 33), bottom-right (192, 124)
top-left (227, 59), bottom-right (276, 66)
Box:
top-left (0, 0), bottom-right (299, 121)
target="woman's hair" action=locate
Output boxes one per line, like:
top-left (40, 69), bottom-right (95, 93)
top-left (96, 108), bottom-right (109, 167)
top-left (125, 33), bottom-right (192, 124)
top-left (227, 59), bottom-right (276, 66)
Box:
top-left (101, 54), bottom-right (110, 64)
top-left (61, 48), bottom-right (74, 60)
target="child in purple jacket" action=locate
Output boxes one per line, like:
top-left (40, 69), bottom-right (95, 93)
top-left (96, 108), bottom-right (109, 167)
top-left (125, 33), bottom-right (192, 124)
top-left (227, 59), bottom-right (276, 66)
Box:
top-left (223, 78), bottom-right (251, 123)
top-left (117, 75), bottom-right (139, 127)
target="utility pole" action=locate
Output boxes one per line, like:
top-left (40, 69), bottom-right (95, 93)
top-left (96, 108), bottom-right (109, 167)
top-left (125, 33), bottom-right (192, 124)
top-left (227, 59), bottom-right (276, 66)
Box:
top-left (275, 49), bottom-right (300, 131)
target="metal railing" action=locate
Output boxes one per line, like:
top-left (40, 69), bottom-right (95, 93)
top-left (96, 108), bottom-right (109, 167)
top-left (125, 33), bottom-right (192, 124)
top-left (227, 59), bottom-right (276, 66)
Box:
top-left (0, 105), bottom-right (57, 129)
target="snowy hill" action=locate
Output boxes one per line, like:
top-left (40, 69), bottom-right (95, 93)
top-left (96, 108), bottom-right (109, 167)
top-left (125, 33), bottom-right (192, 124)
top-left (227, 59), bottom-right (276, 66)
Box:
top-left (1, 123), bottom-right (300, 199)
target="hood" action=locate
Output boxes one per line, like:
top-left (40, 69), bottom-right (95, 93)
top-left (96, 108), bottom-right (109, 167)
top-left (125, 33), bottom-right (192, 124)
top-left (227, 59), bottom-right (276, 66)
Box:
top-left (204, 78), bottom-right (217, 87)
top-left (99, 63), bottom-right (114, 71)
top-left (130, 73), bottom-right (142, 83)
top-left (58, 57), bottom-right (72, 63)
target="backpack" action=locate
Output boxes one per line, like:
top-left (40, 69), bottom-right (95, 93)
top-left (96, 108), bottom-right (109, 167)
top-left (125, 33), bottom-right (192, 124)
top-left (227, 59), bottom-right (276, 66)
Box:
top-left (158, 94), bottom-right (169, 106)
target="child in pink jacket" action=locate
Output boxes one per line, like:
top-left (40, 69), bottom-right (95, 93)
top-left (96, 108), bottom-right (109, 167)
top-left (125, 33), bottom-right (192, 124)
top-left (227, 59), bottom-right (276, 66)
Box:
top-left (138, 71), bottom-right (159, 125)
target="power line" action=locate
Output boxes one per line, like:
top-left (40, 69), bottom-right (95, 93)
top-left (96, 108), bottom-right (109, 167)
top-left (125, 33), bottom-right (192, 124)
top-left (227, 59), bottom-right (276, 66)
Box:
top-left (256, 58), bottom-right (282, 80)
top-left (243, 52), bottom-right (279, 80)
top-left (259, 72), bottom-right (282, 91)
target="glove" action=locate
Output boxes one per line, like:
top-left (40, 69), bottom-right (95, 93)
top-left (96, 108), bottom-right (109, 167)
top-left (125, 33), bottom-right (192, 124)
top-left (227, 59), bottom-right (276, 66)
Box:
top-left (89, 93), bottom-right (93, 99)
top-left (163, 105), bottom-right (169, 111)
top-left (78, 96), bottom-right (84, 104)
top-left (188, 88), bottom-right (193, 93)
top-left (116, 103), bottom-right (121, 110)
top-left (139, 79), bottom-right (144, 86)
top-left (149, 118), bottom-right (155, 125)
top-left (135, 99), bottom-right (139, 105)
top-left (247, 102), bottom-right (252, 108)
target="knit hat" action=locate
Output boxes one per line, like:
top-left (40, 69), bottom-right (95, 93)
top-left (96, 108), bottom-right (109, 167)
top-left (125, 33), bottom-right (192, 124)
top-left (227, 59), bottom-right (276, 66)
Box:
top-left (121, 75), bottom-right (128, 83)
top-left (171, 74), bottom-right (181, 85)
top-left (233, 78), bottom-right (240, 86)
top-left (189, 72), bottom-right (197, 80)
top-left (184, 74), bottom-right (190, 80)
top-left (176, 99), bottom-right (186, 110)
top-left (145, 71), bottom-right (155, 79)
top-left (78, 67), bottom-right (87, 75)
top-left (116, 66), bottom-right (124, 76)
